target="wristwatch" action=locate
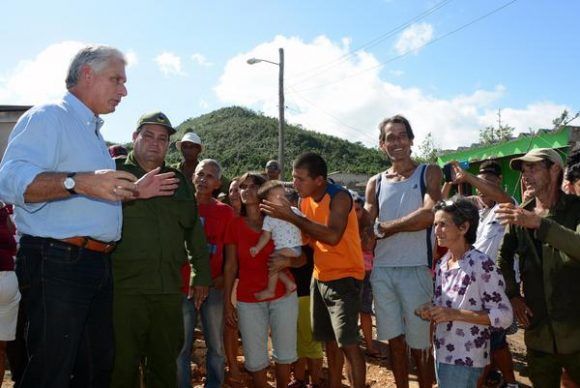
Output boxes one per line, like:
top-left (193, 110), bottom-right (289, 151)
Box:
top-left (64, 172), bottom-right (77, 195)
top-left (374, 220), bottom-right (385, 239)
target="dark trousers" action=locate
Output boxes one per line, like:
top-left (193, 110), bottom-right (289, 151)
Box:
top-left (111, 293), bottom-right (183, 388)
top-left (16, 235), bottom-right (114, 388)
top-left (527, 348), bottom-right (580, 388)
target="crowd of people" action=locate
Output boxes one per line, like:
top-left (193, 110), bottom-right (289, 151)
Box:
top-left (0, 44), bottom-right (579, 388)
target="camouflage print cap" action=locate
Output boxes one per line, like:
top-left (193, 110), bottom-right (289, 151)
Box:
top-left (136, 111), bottom-right (176, 134)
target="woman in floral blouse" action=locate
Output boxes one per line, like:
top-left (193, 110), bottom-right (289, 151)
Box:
top-left (418, 198), bottom-right (513, 388)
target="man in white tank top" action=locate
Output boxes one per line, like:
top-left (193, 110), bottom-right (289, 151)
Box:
top-left (365, 115), bottom-right (442, 388)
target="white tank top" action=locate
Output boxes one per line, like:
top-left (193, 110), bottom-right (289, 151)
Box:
top-left (374, 164), bottom-right (432, 267)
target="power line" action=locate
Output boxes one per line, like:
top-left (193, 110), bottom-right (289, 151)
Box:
top-left (287, 0), bottom-right (454, 88)
top-left (293, 0), bottom-right (518, 94)
top-left (285, 88), bottom-right (378, 146)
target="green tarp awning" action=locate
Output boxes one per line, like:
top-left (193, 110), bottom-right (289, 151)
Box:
top-left (437, 127), bottom-right (570, 165)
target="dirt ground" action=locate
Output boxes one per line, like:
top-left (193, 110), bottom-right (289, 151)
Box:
top-left (0, 325), bottom-right (534, 388)
top-left (213, 326), bottom-right (532, 388)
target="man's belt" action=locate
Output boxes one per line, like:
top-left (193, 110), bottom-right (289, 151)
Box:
top-left (60, 237), bottom-right (116, 254)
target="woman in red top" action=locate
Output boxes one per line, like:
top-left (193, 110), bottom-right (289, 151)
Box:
top-left (223, 172), bottom-right (303, 388)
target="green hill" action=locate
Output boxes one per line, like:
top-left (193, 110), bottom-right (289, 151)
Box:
top-left (168, 106), bottom-right (389, 180)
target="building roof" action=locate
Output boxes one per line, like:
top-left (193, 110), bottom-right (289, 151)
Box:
top-left (437, 126), bottom-right (575, 166)
top-left (0, 105), bottom-right (32, 113)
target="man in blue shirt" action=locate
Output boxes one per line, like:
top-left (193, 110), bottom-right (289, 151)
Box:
top-left (0, 45), bottom-right (176, 388)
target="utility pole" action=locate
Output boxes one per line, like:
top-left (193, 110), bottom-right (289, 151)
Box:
top-left (497, 108), bottom-right (502, 141)
top-left (278, 48), bottom-right (285, 176)
top-left (247, 48), bottom-right (285, 176)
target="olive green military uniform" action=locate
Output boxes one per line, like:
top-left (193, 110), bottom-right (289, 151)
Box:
top-left (111, 152), bottom-right (210, 388)
top-left (498, 194), bottom-right (580, 387)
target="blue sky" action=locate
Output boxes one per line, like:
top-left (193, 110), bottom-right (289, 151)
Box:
top-left (1, 0), bottom-right (579, 150)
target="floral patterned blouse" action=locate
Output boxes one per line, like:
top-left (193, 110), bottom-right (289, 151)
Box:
top-left (433, 248), bottom-right (513, 368)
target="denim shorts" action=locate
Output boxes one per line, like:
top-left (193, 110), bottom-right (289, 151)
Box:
top-left (436, 362), bottom-right (483, 388)
top-left (371, 266), bottom-right (433, 349)
top-left (237, 292), bottom-right (298, 372)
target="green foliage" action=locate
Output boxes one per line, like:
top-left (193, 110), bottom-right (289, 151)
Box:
top-left (478, 124), bottom-right (514, 145)
top-left (552, 109), bottom-right (579, 129)
top-left (170, 106), bottom-right (389, 180)
top-left (415, 132), bottom-right (441, 164)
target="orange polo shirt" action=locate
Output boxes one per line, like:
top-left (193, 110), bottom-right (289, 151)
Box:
top-left (300, 184), bottom-right (364, 282)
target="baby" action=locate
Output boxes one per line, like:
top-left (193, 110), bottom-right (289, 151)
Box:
top-left (250, 180), bottom-right (301, 300)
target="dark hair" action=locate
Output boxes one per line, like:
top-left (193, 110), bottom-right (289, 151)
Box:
top-left (238, 172), bottom-right (267, 216)
top-left (433, 197), bottom-right (479, 244)
top-left (566, 146), bottom-right (580, 184)
top-left (293, 152), bottom-right (328, 180)
top-left (567, 164), bottom-right (580, 184)
top-left (257, 180), bottom-right (284, 201)
top-left (478, 160), bottom-right (502, 178)
top-left (285, 188), bottom-right (299, 205)
top-left (378, 114), bottom-right (414, 142)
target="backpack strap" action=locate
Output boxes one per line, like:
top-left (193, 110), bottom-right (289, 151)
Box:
top-left (375, 172), bottom-right (383, 212)
top-left (419, 164), bottom-right (434, 268)
top-left (327, 183), bottom-right (353, 213)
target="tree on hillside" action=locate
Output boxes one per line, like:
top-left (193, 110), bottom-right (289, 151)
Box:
top-left (169, 106), bottom-right (389, 179)
top-left (479, 109), bottom-right (514, 145)
top-left (552, 109), bottom-right (580, 129)
top-left (415, 132), bottom-right (441, 164)
top-left (479, 124), bottom-right (514, 145)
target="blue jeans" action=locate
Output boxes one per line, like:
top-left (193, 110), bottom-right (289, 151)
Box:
top-left (177, 288), bottom-right (225, 388)
top-left (16, 235), bottom-right (114, 388)
top-left (436, 362), bottom-right (483, 388)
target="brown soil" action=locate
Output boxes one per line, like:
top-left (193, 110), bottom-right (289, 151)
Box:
top-left (190, 322), bottom-right (533, 388)
top-left (0, 325), bottom-right (533, 388)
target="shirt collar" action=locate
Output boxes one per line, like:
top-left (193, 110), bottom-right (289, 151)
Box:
top-left (63, 92), bottom-right (104, 132)
top-left (124, 151), bottom-right (166, 173)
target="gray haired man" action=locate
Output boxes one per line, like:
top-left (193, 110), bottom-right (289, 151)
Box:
top-left (0, 45), bottom-right (175, 388)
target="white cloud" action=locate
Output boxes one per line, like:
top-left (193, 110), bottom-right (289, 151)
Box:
top-left (191, 53), bottom-right (212, 67)
top-left (0, 41), bottom-right (85, 105)
top-left (214, 35), bottom-right (570, 150)
top-left (125, 50), bottom-right (138, 68)
top-left (155, 52), bottom-right (186, 76)
top-left (394, 23), bottom-right (434, 55)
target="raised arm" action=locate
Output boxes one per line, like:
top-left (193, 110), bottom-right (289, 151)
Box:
top-left (451, 162), bottom-right (513, 204)
top-left (260, 190), bottom-right (352, 246)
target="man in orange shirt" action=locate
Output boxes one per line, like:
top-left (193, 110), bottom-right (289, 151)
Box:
top-left (261, 152), bottom-right (366, 388)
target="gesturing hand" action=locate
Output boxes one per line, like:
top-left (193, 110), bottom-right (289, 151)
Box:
top-left (260, 197), bottom-right (294, 221)
top-left (76, 170), bottom-right (138, 201)
top-left (495, 203), bottom-right (541, 229)
top-left (135, 167), bottom-right (179, 199)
